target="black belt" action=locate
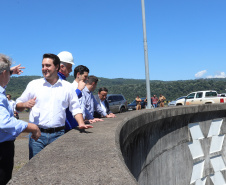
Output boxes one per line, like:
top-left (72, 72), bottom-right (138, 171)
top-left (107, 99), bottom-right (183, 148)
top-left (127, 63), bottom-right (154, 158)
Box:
top-left (39, 126), bottom-right (65, 133)
top-left (0, 140), bottom-right (15, 146)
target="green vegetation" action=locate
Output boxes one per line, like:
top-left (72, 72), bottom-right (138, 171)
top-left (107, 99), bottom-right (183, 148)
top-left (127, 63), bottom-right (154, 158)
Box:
top-left (7, 76), bottom-right (226, 103)
top-left (6, 76), bottom-right (41, 99)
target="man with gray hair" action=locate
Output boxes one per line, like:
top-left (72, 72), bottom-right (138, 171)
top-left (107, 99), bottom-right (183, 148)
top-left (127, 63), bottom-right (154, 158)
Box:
top-left (57, 51), bottom-right (74, 80)
top-left (0, 54), bottom-right (41, 184)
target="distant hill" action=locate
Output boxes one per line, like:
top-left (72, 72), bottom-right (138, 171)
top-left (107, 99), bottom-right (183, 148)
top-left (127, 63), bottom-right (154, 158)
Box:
top-left (6, 76), bottom-right (226, 103)
top-left (6, 76), bottom-right (42, 100)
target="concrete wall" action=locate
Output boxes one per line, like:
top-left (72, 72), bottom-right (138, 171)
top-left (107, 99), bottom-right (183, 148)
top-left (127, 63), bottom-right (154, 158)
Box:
top-left (9, 104), bottom-right (226, 184)
top-left (120, 104), bottom-right (226, 185)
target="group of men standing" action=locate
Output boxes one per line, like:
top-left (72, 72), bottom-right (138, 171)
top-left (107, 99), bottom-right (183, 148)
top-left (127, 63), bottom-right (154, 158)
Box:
top-left (135, 94), bottom-right (166, 110)
top-left (0, 52), bottom-right (115, 184)
top-left (152, 94), bottom-right (166, 108)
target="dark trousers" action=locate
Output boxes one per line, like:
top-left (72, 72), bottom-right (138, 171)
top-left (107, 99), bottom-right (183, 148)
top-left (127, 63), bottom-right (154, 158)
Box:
top-left (0, 141), bottom-right (15, 185)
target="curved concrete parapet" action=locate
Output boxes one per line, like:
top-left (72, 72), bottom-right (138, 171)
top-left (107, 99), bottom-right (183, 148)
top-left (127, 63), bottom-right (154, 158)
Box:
top-left (120, 104), bottom-right (226, 185)
top-left (9, 104), bottom-right (226, 184)
top-left (9, 112), bottom-right (138, 185)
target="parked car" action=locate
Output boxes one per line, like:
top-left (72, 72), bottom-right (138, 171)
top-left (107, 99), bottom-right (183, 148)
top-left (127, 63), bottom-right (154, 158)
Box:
top-left (128, 97), bottom-right (146, 110)
top-left (184, 90), bottom-right (226, 105)
top-left (168, 96), bottom-right (186, 106)
top-left (106, 94), bottom-right (128, 113)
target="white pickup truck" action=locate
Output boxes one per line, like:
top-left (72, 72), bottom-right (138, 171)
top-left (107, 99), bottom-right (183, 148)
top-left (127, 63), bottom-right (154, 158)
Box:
top-left (182, 90), bottom-right (226, 105)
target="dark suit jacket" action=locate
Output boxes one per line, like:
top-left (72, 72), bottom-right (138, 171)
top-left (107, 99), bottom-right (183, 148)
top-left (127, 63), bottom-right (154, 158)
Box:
top-left (94, 95), bottom-right (112, 118)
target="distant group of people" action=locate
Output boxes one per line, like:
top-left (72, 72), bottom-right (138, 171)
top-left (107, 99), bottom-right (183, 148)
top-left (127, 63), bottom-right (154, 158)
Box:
top-left (135, 94), bottom-right (166, 110)
top-left (0, 52), bottom-right (116, 184)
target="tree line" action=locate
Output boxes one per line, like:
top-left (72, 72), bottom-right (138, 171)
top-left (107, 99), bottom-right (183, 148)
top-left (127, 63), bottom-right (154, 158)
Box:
top-left (7, 76), bottom-right (226, 104)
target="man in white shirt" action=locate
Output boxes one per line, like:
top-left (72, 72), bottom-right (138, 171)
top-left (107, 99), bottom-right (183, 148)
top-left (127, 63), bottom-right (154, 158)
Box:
top-left (72, 65), bottom-right (89, 99)
top-left (72, 65), bottom-right (103, 123)
top-left (64, 65), bottom-right (90, 131)
top-left (16, 53), bottom-right (92, 159)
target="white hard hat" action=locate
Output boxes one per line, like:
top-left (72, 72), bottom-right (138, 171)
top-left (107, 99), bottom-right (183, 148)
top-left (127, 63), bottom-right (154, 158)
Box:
top-left (57, 51), bottom-right (74, 65)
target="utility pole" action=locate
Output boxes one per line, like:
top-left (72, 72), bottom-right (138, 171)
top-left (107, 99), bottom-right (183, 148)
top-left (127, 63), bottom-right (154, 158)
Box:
top-left (141, 0), bottom-right (152, 109)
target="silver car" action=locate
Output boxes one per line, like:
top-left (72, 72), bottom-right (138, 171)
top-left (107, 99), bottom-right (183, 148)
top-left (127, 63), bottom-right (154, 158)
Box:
top-left (168, 96), bottom-right (186, 106)
top-left (107, 94), bottom-right (128, 113)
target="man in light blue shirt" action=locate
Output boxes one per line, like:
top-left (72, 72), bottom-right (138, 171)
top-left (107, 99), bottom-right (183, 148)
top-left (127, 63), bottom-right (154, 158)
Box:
top-left (81, 75), bottom-right (114, 120)
top-left (0, 54), bottom-right (41, 184)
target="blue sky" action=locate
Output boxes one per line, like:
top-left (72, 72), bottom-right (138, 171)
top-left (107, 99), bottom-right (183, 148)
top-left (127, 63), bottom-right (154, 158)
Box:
top-left (1, 0), bottom-right (226, 81)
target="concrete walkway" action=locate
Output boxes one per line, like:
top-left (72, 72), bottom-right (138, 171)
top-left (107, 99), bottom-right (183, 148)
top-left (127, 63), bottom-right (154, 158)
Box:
top-left (13, 137), bottom-right (29, 175)
top-left (12, 112), bottom-right (30, 175)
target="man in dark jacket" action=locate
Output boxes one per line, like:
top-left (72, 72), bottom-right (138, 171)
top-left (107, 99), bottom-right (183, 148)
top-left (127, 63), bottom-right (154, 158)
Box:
top-left (94, 87), bottom-right (116, 118)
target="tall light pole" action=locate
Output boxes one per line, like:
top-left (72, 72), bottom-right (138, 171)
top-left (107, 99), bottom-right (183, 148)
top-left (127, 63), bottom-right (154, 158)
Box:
top-left (141, 0), bottom-right (152, 109)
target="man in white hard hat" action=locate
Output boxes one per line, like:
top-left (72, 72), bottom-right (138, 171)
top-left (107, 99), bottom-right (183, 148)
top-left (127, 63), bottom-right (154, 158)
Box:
top-left (57, 51), bottom-right (85, 132)
top-left (57, 51), bottom-right (74, 80)
top-left (57, 52), bottom-right (102, 131)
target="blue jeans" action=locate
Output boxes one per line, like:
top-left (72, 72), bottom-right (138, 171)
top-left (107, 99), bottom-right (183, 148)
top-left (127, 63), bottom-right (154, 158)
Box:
top-left (29, 129), bottom-right (64, 159)
top-left (153, 103), bottom-right (157, 108)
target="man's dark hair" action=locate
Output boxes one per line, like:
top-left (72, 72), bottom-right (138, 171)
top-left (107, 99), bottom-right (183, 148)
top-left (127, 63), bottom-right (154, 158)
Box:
top-left (43, 53), bottom-right (60, 71)
top-left (73, 65), bottom-right (89, 78)
top-left (87, 75), bottom-right (98, 85)
top-left (98, 87), bottom-right (108, 93)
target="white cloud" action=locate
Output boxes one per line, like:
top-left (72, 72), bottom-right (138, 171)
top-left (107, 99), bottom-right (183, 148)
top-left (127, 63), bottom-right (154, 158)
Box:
top-left (206, 72), bottom-right (226, 78)
top-left (206, 75), bottom-right (213, 78)
top-left (195, 70), bottom-right (207, 78)
top-left (195, 70), bottom-right (226, 79)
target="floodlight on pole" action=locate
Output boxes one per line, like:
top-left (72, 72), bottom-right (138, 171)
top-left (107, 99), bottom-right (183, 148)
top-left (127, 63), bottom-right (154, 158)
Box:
top-left (141, 0), bottom-right (152, 109)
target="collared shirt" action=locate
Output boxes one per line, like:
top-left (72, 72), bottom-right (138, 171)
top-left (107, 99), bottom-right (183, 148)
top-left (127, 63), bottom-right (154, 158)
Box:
top-left (16, 78), bottom-right (82, 129)
top-left (0, 86), bottom-right (27, 142)
top-left (81, 86), bottom-right (107, 120)
top-left (58, 72), bottom-right (66, 80)
top-left (72, 80), bottom-right (78, 89)
top-left (71, 80), bottom-right (82, 99)
top-left (57, 73), bottom-right (83, 131)
top-left (8, 99), bottom-right (16, 112)
top-left (100, 100), bottom-right (107, 114)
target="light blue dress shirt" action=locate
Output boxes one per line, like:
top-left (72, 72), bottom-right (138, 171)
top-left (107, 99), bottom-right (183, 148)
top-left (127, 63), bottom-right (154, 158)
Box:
top-left (0, 86), bottom-right (28, 142)
top-left (81, 86), bottom-right (107, 120)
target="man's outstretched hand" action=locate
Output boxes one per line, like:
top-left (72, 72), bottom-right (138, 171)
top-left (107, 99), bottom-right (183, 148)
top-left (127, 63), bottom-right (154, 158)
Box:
top-left (78, 124), bottom-right (93, 129)
top-left (10, 64), bottom-right (25, 75)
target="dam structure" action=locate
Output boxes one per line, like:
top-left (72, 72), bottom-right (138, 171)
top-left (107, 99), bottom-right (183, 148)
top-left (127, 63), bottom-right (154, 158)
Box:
top-left (9, 104), bottom-right (226, 185)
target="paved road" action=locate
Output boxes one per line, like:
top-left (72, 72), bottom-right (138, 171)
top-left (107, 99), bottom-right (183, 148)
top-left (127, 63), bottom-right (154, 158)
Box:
top-left (13, 137), bottom-right (29, 174)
